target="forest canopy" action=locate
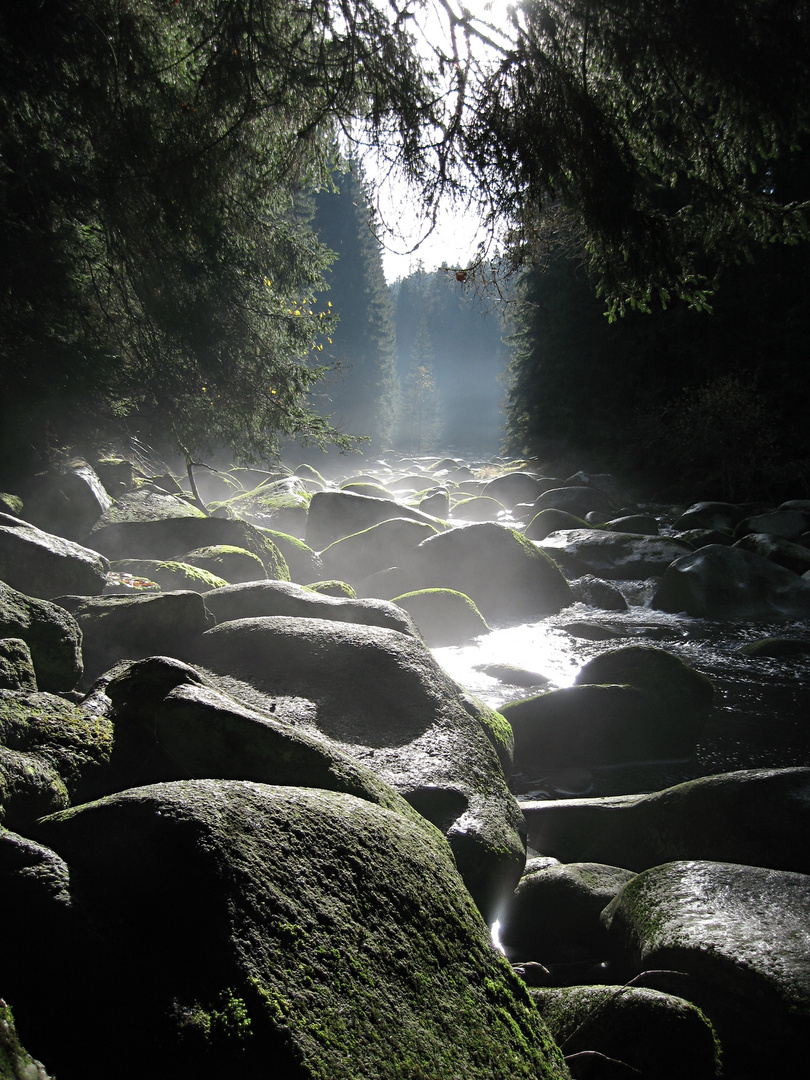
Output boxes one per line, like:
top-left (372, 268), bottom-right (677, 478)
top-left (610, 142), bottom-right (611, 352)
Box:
top-left (1, 0), bottom-right (808, 476)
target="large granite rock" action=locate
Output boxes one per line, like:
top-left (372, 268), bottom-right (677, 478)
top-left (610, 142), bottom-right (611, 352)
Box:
top-left (305, 490), bottom-right (441, 551)
top-left (403, 522), bottom-right (572, 624)
top-left (0, 580), bottom-right (83, 691)
top-left (183, 615), bottom-right (527, 920)
top-left (201, 579), bottom-right (420, 638)
top-left (602, 860), bottom-right (810, 1074)
top-left (522, 767), bottom-right (810, 874)
top-left (652, 544), bottom-right (810, 619)
top-left (390, 588), bottom-right (490, 646)
top-left (532, 984), bottom-right (721, 1080)
top-left (2, 781), bottom-right (569, 1080)
top-left (319, 517), bottom-right (439, 584)
top-left (501, 861), bottom-right (636, 962)
top-left (0, 689), bottom-right (114, 829)
top-left (536, 529), bottom-right (691, 580)
top-left (732, 532), bottom-right (810, 576)
top-left (531, 486), bottom-right (619, 519)
top-left (0, 514), bottom-right (108, 599)
top-left (56, 591), bottom-right (214, 684)
top-left (481, 471), bottom-right (548, 508)
top-left (21, 459), bottom-right (112, 540)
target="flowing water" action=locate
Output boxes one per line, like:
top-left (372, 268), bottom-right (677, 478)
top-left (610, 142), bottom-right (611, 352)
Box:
top-left (434, 589), bottom-right (810, 801)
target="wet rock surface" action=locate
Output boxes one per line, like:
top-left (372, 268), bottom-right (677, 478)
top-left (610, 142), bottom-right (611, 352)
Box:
top-left (1, 452), bottom-right (810, 1077)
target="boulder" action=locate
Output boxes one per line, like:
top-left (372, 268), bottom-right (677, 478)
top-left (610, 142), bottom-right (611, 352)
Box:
top-left (501, 862), bottom-right (636, 962)
top-left (737, 636), bottom-right (810, 658)
top-left (391, 588), bottom-right (490, 646)
top-left (503, 676), bottom-right (706, 771)
top-left (256, 528), bottom-right (323, 583)
top-left (651, 544), bottom-right (810, 619)
top-left (201, 579), bottom-right (420, 638)
top-left (418, 488), bottom-right (450, 517)
top-left (732, 532), bottom-right (810, 576)
top-left (523, 509), bottom-right (589, 541)
top-left (0, 637), bottom-right (37, 691)
top-left (404, 522), bottom-right (572, 623)
top-left (521, 767), bottom-right (810, 874)
top-left (601, 860), bottom-right (810, 1075)
top-left (537, 529), bottom-right (691, 580)
top-left (180, 545), bottom-right (268, 583)
top-left (21, 459), bottom-right (112, 540)
top-left (93, 486), bottom-right (206, 525)
top-left (319, 517), bottom-right (438, 584)
top-left (0, 580), bottom-right (83, 691)
top-left (568, 574), bottom-right (628, 611)
top-left (449, 495), bottom-right (507, 521)
top-left (0, 688), bottom-right (114, 829)
top-left (531, 984), bottom-right (721, 1080)
top-left (86, 515), bottom-right (290, 579)
top-left (0, 998), bottom-right (54, 1080)
top-left (733, 507), bottom-right (810, 542)
top-left (183, 616), bottom-right (527, 920)
top-left (2, 781), bottom-right (569, 1080)
top-left (532, 486), bottom-right (619, 519)
top-left (305, 490), bottom-right (441, 551)
top-left (109, 559), bottom-right (227, 592)
top-left (0, 514), bottom-right (109, 599)
top-left (672, 501), bottom-right (748, 531)
top-left (56, 591), bottom-right (214, 684)
top-left (480, 472), bottom-right (546, 509)
top-left (602, 513), bottom-right (659, 535)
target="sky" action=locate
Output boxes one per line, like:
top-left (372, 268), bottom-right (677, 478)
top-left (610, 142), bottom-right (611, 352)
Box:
top-left (368, 0), bottom-right (518, 282)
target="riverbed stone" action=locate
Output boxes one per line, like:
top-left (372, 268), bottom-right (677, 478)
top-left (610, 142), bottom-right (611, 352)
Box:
top-left (179, 545), bottom-right (268, 583)
top-left (732, 532), bottom-right (810, 576)
top-left (651, 543), bottom-right (810, 619)
top-left (390, 588), bottom-right (490, 646)
top-left (521, 767), bottom-right (810, 874)
top-left (673, 501), bottom-right (748, 531)
top-left (109, 558), bottom-right (227, 592)
top-left (21, 459), bottom-right (112, 541)
top-left (601, 859), bottom-right (810, 1075)
top-left (501, 861), bottom-right (636, 962)
top-left (523, 509), bottom-right (589, 541)
top-left (3, 780), bottom-right (569, 1080)
top-left (201, 579), bottom-right (420, 638)
top-left (531, 984), bottom-right (722, 1080)
top-left (305, 489), bottom-right (441, 551)
top-left (481, 471), bottom-right (546, 508)
top-left (0, 637), bottom-right (37, 691)
top-left (503, 678), bottom-right (705, 771)
top-left (568, 574), bottom-right (628, 611)
top-left (0, 580), bottom-right (83, 691)
top-left (404, 522), bottom-right (572, 623)
top-left (0, 688), bottom-right (114, 829)
top-left (449, 494), bottom-right (507, 521)
top-left (733, 507), bottom-right (810, 542)
top-left (183, 615), bottom-right (527, 920)
top-left (537, 529), bottom-right (691, 580)
top-left (532, 486), bottom-right (619, 519)
top-left (253, 529), bottom-right (322, 584)
top-left (56, 591), bottom-right (214, 684)
top-left (319, 517), bottom-right (438, 584)
top-left (0, 514), bottom-right (109, 599)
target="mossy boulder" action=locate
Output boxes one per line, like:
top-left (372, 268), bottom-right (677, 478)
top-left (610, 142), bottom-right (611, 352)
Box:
top-left (21, 459), bottom-right (112, 541)
top-left (201, 579), bottom-right (420, 638)
top-left (0, 689), bottom-right (114, 828)
top-left (532, 984), bottom-right (721, 1080)
top-left (404, 522), bottom-right (572, 624)
top-left (672, 501), bottom-right (748, 531)
top-left (0, 997), bottom-right (54, 1080)
top-left (537, 529), bottom-right (691, 580)
top-left (319, 518), bottom-right (439, 585)
top-left (652, 544), bottom-right (810, 619)
top-left (305, 489), bottom-right (442, 551)
top-left (55, 591), bottom-right (214, 685)
top-left (532, 486), bottom-right (619, 518)
top-left (391, 588), bottom-right (490, 646)
top-left (523, 509), bottom-right (589, 541)
top-left (601, 860), bottom-right (810, 1076)
top-left (0, 514), bottom-right (108, 600)
top-left (86, 516), bottom-right (290, 580)
top-left (110, 559), bottom-right (228, 592)
top-left (480, 471), bottom-right (547, 509)
top-left (732, 532), bottom-right (810, 576)
top-left (0, 638), bottom-right (37, 691)
top-left (568, 575), bottom-right (628, 611)
top-left (92, 486), bottom-right (207, 525)
top-left (501, 862), bottom-right (636, 962)
top-left (0, 581), bottom-right (83, 691)
top-left (521, 767), bottom-right (810, 874)
top-left (179, 545), bottom-right (267, 584)
top-left (304, 579), bottom-right (356, 598)
top-left (449, 495), bottom-right (507, 521)
top-left (4, 780), bottom-right (569, 1080)
top-left (255, 529), bottom-right (322, 583)
top-left (183, 616), bottom-right (528, 921)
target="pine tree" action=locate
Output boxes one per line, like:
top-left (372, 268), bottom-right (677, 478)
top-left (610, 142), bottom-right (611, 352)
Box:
top-left (397, 316), bottom-right (441, 452)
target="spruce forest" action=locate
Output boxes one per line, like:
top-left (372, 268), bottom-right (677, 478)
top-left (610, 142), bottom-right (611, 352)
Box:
top-left (1, 0), bottom-right (809, 498)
